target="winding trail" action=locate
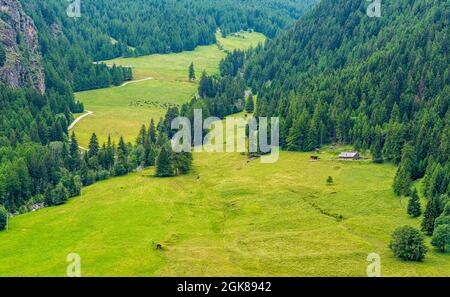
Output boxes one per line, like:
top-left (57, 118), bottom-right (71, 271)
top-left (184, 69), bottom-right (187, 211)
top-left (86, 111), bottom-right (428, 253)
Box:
top-left (119, 76), bottom-right (153, 87)
top-left (68, 111), bottom-right (94, 130)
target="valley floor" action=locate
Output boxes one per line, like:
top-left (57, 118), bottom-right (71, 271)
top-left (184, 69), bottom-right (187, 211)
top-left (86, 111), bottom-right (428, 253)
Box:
top-left (0, 150), bottom-right (449, 276)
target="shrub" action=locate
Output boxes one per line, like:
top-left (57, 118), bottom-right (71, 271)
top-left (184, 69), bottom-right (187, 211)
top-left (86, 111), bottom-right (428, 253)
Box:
top-left (45, 183), bottom-right (70, 206)
top-left (326, 176), bottom-right (333, 185)
top-left (389, 226), bottom-right (427, 261)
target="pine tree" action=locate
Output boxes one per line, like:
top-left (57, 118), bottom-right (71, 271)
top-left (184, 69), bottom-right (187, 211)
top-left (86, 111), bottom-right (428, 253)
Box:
top-left (431, 224), bottom-right (450, 253)
top-left (105, 135), bottom-right (114, 169)
top-left (88, 133), bottom-right (99, 157)
top-left (245, 94), bottom-right (255, 113)
top-left (393, 143), bottom-right (416, 196)
top-left (69, 132), bottom-right (80, 171)
top-left (422, 196), bottom-right (441, 236)
top-left (393, 165), bottom-right (412, 196)
top-left (136, 125), bottom-right (147, 146)
top-left (189, 62), bottom-right (196, 81)
top-left (156, 145), bottom-right (173, 177)
top-left (146, 144), bottom-right (158, 166)
top-left (148, 119), bottom-right (157, 145)
top-left (117, 136), bottom-right (128, 163)
top-left (407, 188), bottom-right (421, 217)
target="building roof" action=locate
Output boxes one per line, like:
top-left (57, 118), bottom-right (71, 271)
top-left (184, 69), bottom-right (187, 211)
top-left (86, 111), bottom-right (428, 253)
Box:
top-left (339, 152), bottom-right (359, 158)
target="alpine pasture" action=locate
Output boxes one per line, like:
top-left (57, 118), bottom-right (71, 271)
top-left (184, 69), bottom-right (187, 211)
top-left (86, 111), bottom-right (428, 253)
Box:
top-left (72, 31), bottom-right (266, 146)
top-left (1, 147), bottom-right (449, 276)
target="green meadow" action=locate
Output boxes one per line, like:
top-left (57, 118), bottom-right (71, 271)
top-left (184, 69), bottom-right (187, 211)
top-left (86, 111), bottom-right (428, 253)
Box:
top-left (1, 147), bottom-right (449, 276)
top-left (73, 31), bottom-right (266, 146)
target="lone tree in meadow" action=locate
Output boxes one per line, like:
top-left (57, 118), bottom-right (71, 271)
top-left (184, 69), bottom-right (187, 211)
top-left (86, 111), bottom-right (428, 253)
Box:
top-left (0, 205), bottom-right (8, 231)
top-left (431, 224), bottom-right (450, 253)
top-left (245, 94), bottom-right (255, 113)
top-left (188, 62), bottom-right (196, 81)
top-left (389, 226), bottom-right (427, 261)
top-left (407, 188), bottom-right (421, 218)
top-left (326, 176), bottom-right (333, 185)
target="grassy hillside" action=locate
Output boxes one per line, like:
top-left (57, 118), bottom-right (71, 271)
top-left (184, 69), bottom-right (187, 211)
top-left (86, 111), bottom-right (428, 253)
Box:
top-left (1, 146), bottom-right (449, 276)
top-left (73, 31), bottom-right (266, 146)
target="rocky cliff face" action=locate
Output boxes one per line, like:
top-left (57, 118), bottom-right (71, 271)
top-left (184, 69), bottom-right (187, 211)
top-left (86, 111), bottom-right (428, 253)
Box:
top-left (0, 0), bottom-right (45, 93)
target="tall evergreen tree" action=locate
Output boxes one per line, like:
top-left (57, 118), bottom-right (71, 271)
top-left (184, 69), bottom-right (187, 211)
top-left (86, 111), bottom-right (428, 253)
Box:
top-left (88, 133), bottom-right (99, 157)
top-left (136, 125), bottom-right (147, 146)
top-left (189, 62), bottom-right (196, 81)
top-left (148, 119), bottom-right (157, 145)
top-left (431, 224), bottom-right (450, 253)
top-left (69, 132), bottom-right (80, 171)
top-left (393, 166), bottom-right (412, 196)
top-left (407, 188), bottom-right (421, 218)
top-left (156, 146), bottom-right (173, 177)
top-left (422, 196), bottom-right (442, 236)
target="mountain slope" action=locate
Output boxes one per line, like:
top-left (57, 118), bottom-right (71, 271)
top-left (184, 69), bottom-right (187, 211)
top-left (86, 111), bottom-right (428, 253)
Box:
top-left (0, 0), bottom-right (44, 93)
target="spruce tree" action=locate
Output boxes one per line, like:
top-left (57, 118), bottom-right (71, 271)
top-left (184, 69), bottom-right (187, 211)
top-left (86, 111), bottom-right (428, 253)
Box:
top-left (393, 143), bottom-right (416, 196)
top-left (407, 188), bottom-right (421, 217)
top-left (117, 136), bottom-right (128, 163)
top-left (69, 132), bottom-right (80, 171)
top-left (189, 62), bottom-right (196, 81)
top-left (435, 201), bottom-right (450, 228)
top-left (146, 144), bottom-right (158, 166)
top-left (148, 118), bottom-right (157, 145)
top-left (422, 196), bottom-right (441, 236)
top-left (431, 224), bottom-right (450, 253)
top-left (137, 125), bottom-right (147, 146)
top-left (156, 146), bottom-right (173, 177)
top-left (393, 165), bottom-right (412, 196)
top-left (88, 133), bottom-right (99, 157)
